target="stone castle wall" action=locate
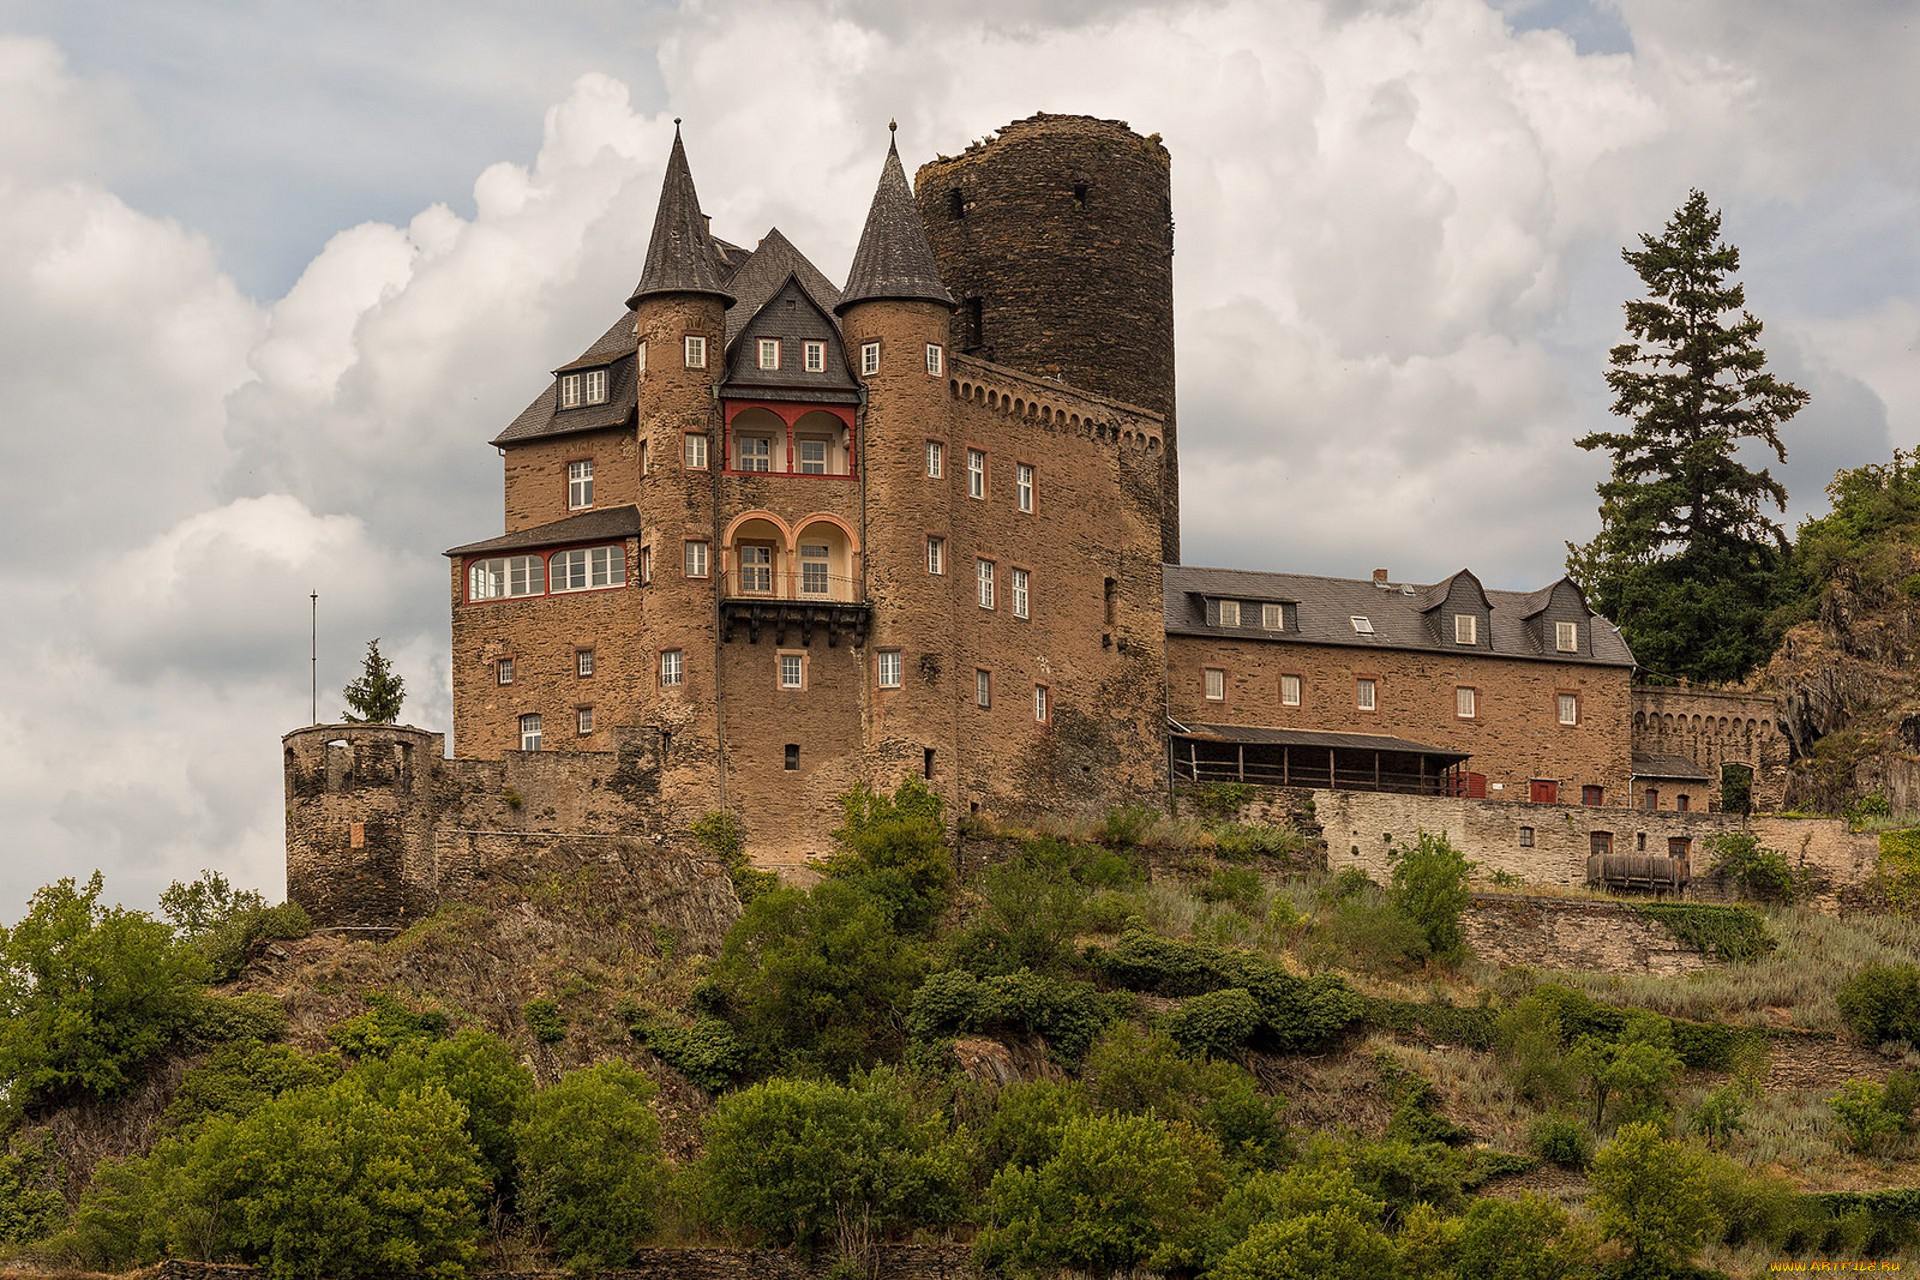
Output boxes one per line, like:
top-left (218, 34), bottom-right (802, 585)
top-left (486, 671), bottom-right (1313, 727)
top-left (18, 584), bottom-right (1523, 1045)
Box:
top-left (1461, 894), bottom-right (1712, 976)
top-left (1631, 686), bottom-right (1789, 811)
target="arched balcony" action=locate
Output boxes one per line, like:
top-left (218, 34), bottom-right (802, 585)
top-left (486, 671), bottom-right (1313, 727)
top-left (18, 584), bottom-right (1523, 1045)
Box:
top-left (722, 401), bottom-right (857, 477)
top-left (719, 512), bottom-right (869, 646)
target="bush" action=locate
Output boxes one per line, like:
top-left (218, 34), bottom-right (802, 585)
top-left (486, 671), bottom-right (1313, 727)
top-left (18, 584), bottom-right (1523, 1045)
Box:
top-left (626, 1007), bottom-right (744, 1092)
top-left (829, 779), bottom-right (955, 934)
top-left (1162, 987), bottom-right (1263, 1058)
top-left (0, 1129), bottom-right (66, 1245)
top-left (515, 1061), bottom-right (665, 1268)
top-left (692, 810), bottom-right (779, 905)
top-left (1198, 866), bottom-right (1265, 910)
top-left (522, 997), bottom-right (566, 1044)
top-left (1084, 930), bottom-right (1360, 1050)
top-left (948, 856), bottom-right (1088, 975)
top-left (1387, 830), bottom-right (1474, 963)
top-left (1705, 832), bottom-right (1795, 902)
top-left (1081, 1025), bottom-right (1285, 1169)
top-left (325, 991), bottom-right (450, 1060)
top-left (1314, 895), bottom-right (1430, 974)
top-left (1211, 1209), bottom-right (1398, 1280)
top-left (1529, 1111), bottom-right (1594, 1169)
top-left (906, 968), bottom-right (1130, 1062)
top-left (1588, 1122), bottom-right (1718, 1268)
top-left (974, 1079), bottom-right (1090, 1174)
top-left (162, 1040), bottom-right (340, 1133)
top-left (1634, 902), bottom-right (1774, 963)
top-left (1095, 805), bottom-right (1162, 848)
top-left (360, 1029), bottom-right (534, 1190)
top-left (1836, 962), bottom-right (1920, 1046)
top-left (1828, 1071), bottom-right (1919, 1153)
top-left (0, 873), bottom-right (214, 1116)
top-left (1452, 1192), bottom-right (1604, 1280)
top-left (1213, 824), bottom-right (1311, 862)
top-left (1566, 1016), bottom-right (1682, 1132)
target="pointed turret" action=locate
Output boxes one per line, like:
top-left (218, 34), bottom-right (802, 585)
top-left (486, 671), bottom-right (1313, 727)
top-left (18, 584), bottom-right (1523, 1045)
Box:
top-left (837, 123), bottom-right (954, 314)
top-left (628, 120), bottom-right (734, 309)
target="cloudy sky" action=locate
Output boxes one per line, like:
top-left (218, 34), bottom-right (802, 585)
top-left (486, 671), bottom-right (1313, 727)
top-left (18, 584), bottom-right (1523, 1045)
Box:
top-left (1, 0), bottom-right (1914, 918)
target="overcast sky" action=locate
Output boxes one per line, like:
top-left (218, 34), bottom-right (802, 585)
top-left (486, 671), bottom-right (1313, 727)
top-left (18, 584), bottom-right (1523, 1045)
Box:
top-left (1, 0), bottom-right (1914, 919)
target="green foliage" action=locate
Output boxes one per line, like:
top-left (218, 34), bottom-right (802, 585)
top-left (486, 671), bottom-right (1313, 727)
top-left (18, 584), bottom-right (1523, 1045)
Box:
top-left (1084, 930), bottom-right (1360, 1050)
top-left (829, 778), bottom-right (954, 933)
top-left (974, 1078), bottom-right (1090, 1174)
top-left (1188, 782), bottom-right (1256, 822)
top-left (1451, 1192), bottom-right (1604, 1280)
top-left (1569, 190), bottom-right (1807, 684)
top-left (0, 1129), bottom-right (66, 1245)
top-left (1588, 1121), bottom-right (1719, 1267)
top-left (627, 1006), bottom-right (744, 1092)
top-left (1162, 986), bottom-right (1263, 1057)
top-left (162, 1040), bottom-right (340, 1133)
top-left (1566, 1016), bottom-right (1683, 1132)
top-left (1094, 804), bottom-right (1162, 848)
top-left (1827, 1070), bottom-right (1920, 1153)
top-left (1191, 1163), bottom-right (1384, 1274)
top-left (691, 810), bottom-right (778, 905)
top-left (1199, 865), bottom-right (1265, 910)
top-left (514, 1061), bottom-right (664, 1268)
top-left (1387, 830), bottom-right (1474, 963)
top-left (360, 1029), bottom-right (534, 1189)
top-left (977, 1110), bottom-right (1221, 1278)
top-left (325, 991), bottom-right (451, 1060)
top-left (907, 968), bottom-right (1130, 1062)
top-left (1312, 893), bottom-right (1430, 974)
top-left (950, 854), bottom-right (1088, 975)
top-left (341, 637), bottom-right (406, 723)
top-left (1877, 827), bottom-right (1920, 915)
top-left (1213, 824), bottom-right (1312, 863)
top-left (690, 1069), bottom-right (964, 1253)
top-left (194, 990), bottom-right (290, 1043)
top-left (159, 869), bottom-right (267, 940)
top-left (1529, 1111), bottom-right (1594, 1169)
top-left (1211, 1209), bottom-right (1398, 1280)
top-left (1080, 1025), bottom-right (1286, 1169)
top-left (1703, 833), bottom-right (1795, 903)
top-left (698, 879), bottom-right (927, 1077)
top-left (0, 872), bottom-right (213, 1116)
top-left (1836, 962), bottom-right (1920, 1046)
top-left (522, 997), bottom-right (566, 1044)
top-left (1356, 995), bottom-right (1497, 1049)
top-left (182, 895), bottom-right (311, 984)
top-left (1377, 1055), bottom-right (1473, 1147)
top-left (1633, 902), bottom-right (1774, 962)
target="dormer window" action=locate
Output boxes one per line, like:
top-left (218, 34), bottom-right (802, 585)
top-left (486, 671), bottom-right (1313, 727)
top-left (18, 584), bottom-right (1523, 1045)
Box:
top-left (757, 338), bottom-right (781, 370)
top-left (559, 372), bottom-right (582, 408)
top-left (1556, 621), bottom-right (1579, 652)
top-left (558, 368), bottom-right (606, 408)
top-left (584, 368), bottom-right (607, 403)
top-left (1454, 614), bottom-right (1477, 645)
top-left (1351, 616), bottom-right (1374, 635)
top-left (804, 341), bottom-right (825, 372)
top-left (1217, 600), bottom-right (1241, 628)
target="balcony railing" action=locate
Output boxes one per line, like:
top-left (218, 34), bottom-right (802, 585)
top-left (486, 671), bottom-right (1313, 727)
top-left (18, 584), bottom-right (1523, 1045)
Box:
top-left (719, 571), bottom-right (869, 646)
top-left (720, 570), bottom-right (862, 604)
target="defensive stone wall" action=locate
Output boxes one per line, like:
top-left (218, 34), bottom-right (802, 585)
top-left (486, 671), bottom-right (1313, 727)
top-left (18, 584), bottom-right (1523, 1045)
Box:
top-left (1631, 685), bottom-right (1789, 811)
top-left (1462, 894), bottom-right (1711, 975)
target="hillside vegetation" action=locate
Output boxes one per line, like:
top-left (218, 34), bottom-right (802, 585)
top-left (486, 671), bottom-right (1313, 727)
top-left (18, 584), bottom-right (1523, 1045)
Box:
top-left (4, 787), bottom-right (1920, 1280)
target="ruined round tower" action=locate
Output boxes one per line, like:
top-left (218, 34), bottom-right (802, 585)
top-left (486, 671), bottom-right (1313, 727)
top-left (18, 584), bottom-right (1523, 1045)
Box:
top-left (915, 114), bottom-right (1179, 562)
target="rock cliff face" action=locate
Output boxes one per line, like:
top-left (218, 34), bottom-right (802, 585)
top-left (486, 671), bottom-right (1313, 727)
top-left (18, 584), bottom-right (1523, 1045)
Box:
top-left (1764, 545), bottom-right (1920, 812)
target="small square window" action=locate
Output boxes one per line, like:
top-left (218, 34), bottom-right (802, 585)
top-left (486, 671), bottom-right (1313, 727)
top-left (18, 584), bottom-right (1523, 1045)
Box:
top-left (496, 658), bottom-right (514, 686)
top-left (1351, 616), bottom-right (1374, 634)
top-left (779, 653), bottom-right (805, 690)
top-left (684, 541), bottom-right (710, 578)
top-left (576, 706), bottom-right (594, 736)
top-left (804, 341), bottom-right (826, 372)
top-left (757, 338), bottom-right (781, 370)
top-left (519, 713), bottom-right (542, 751)
top-left (684, 335), bottom-right (707, 368)
top-left (976, 559), bottom-right (995, 609)
top-left (1016, 463), bottom-right (1034, 513)
top-left (1262, 603), bottom-right (1285, 630)
top-left (1518, 825), bottom-right (1535, 848)
top-left (861, 341), bottom-right (880, 376)
top-left (798, 438), bottom-right (828, 474)
top-left (684, 433), bottom-right (709, 469)
top-left (568, 459), bottom-right (594, 510)
top-left (1280, 674), bottom-right (1301, 707)
top-left (926, 536), bottom-right (945, 575)
top-left (877, 650), bottom-right (903, 689)
top-left (967, 448), bottom-right (986, 499)
top-left (1591, 831), bottom-right (1614, 857)
top-left (1582, 785), bottom-right (1604, 806)
top-left (559, 372), bottom-right (583, 408)
top-left (975, 668), bottom-right (992, 709)
top-left (1011, 567), bottom-right (1029, 619)
top-left (926, 440), bottom-right (944, 478)
top-left (784, 743), bottom-right (800, 770)
top-left (1556, 621), bottom-right (1579, 652)
top-left (1456, 686), bottom-right (1476, 719)
top-left (576, 649), bottom-right (594, 677)
top-left (1454, 614), bottom-right (1477, 645)
top-left (1357, 678), bottom-right (1377, 711)
top-left (661, 649), bottom-right (683, 687)
top-left (925, 343), bottom-right (943, 376)
top-left (1034, 684), bottom-right (1050, 723)
top-left (583, 368), bottom-right (608, 404)
top-left (1669, 836), bottom-right (1691, 858)
top-left (1677, 794), bottom-right (1691, 813)
top-left (1204, 668), bottom-right (1226, 701)
top-left (1558, 693), bottom-right (1579, 726)
top-left (1217, 600), bottom-right (1240, 628)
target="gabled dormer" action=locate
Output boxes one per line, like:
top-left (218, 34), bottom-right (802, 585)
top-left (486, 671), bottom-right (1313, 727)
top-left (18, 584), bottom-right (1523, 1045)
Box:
top-left (722, 273), bottom-right (859, 401)
top-left (1416, 569), bottom-right (1492, 650)
top-left (1520, 576), bottom-right (1595, 657)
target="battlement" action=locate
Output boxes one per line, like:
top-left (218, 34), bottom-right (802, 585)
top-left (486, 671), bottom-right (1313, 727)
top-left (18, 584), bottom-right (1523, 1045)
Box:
top-left (948, 355), bottom-right (1165, 453)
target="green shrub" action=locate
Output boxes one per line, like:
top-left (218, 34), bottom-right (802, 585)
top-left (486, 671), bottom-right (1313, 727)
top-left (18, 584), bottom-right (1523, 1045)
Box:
top-left (1162, 987), bottom-right (1263, 1057)
top-left (949, 856), bottom-right (1087, 975)
top-left (1188, 782), bottom-right (1256, 822)
top-left (1705, 832), bottom-right (1796, 902)
top-left (1322, 866), bottom-right (1373, 903)
top-left (1452, 1192), bottom-right (1604, 1280)
top-left (522, 997), bottom-right (566, 1044)
top-left (1192, 1164), bottom-right (1385, 1273)
top-left (1210, 1209), bottom-right (1398, 1280)
top-left (973, 1079), bottom-right (1090, 1174)
top-left (626, 1007), bottom-right (744, 1092)
top-left (1567, 1015), bottom-right (1682, 1132)
top-left (1634, 902), bottom-right (1774, 962)
top-left (1198, 865), bottom-right (1265, 909)
top-left (1837, 961), bottom-right (1920, 1046)
top-left (198, 901), bottom-right (313, 983)
top-left (192, 991), bottom-right (289, 1044)
top-left (1081, 1025), bottom-right (1286, 1168)
top-left (162, 1040), bottom-right (340, 1133)
top-left (325, 991), bottom-right (450, 1060)
top-left (1690, 1081), bottom-right (1752, 1144)
top-left (1828, 1071), bottom-right (1919, 1153)
top-left (1315, 896), bottom-right (1430, 973)
top-left (360, 1029), bottom-right (534, 1189)
top-left (829, 779), bottom-right (955, 933)
top-left (515, 1061), bottom-right (665, 1268)
top-left (0, 1129), bottom-right (66, 1245)
top-left (1213, 823), bottom-right (1311, 862)
top-left (692, 810), bottom-right (779, 905)
top-left (1588, 1122), bottom-right (1719, 1268)
top-left (1376, 1056), bottom-right (1472, 1147)
top-left (1387, 830), bottom-right (1474, 963)
top-left (1084, 930), bottom-right (1359, 1049)
top-left (1529, 1111), bottom-right (1594, 1169)
top-left (1095, 804), bottom-right (1162, 848)
top-left (907, 968), bottom-right (1130, 1062)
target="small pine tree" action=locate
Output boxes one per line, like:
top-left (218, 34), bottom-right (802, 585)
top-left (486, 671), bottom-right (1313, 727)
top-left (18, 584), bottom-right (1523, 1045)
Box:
top-left (342, 639), bottom-right (405, 724)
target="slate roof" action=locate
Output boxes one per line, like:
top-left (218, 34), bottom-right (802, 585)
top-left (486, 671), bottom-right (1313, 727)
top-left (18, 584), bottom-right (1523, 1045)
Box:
top-left (1164, 565), bottom-right (1636, 667)
top-left (1631, 753), bottom-right (1714, 781)
top-left (491, 315), bottom-right (638, 447)
top-left (445, 506), bottom-right (642, 558)
top-left (1170, 720), bottom-right (1470, 760)
top-left (837, 130), bottom-right (954, 313)
top-left (627, 125), bottom-right (734, 307)
top-left (722, 229), bottom-right (844, 351)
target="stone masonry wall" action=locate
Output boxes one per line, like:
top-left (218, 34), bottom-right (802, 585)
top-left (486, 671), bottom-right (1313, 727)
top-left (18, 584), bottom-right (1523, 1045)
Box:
top-left (1462, 894), bottom-right (1710, 975)
top-left (502, 426), bottom-right (637, 533)
top-left (1632, 685), bottom-right (1789, 811)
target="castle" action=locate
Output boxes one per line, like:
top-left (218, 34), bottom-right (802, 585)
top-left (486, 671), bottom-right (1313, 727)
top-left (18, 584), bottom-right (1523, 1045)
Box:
top-left (286, 114), bottom-right (1803, 928)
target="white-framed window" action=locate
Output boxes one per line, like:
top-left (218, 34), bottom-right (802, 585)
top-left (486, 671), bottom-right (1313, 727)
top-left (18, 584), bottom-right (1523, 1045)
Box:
top-left (684, 335), bottom-right (707, 368)
top-left (925, 343), bottom-right (943, 375)
top-left (683, 432), bottom-right (709, 469)
top-left (739, 544), bottom-right (774, 593)
top-left (660, 649), bottom-right (683, 687)
top-left (684, 540), bottom-right (710, 578)
top-left (926, 440), bottom-right (944, 478)
top-left (877, 650), bottom-right (903, 689)
top-left (1280, 674), bottom-right (1301, 707)
top-left (804, 340), bottom-right (826, 372)
top-left (967, 448), bottom-right (986, 499)
top-left (583, 368), bottom-right (608, 404)
top-left (976, 558), bottom-right (995, 609)
top-left (559, 372), bottom-right (583, 408)
top-left (519, 713), bottom-right (543, 751)
top-left (926, 536), bottom-right (945, 575)
top-left (1558, 693), bottom-right (1579, 726)
top-left (1218, 599), bottom-right (1241, 628)
top-left (1016, 463), bottom-right (1034, 513)
top-left (576, 649), bottom-right (594, 677)
top-left (1556, 621), bottom-right (1579, 652)
top-left (1456, 686), bottom-right (1477, 719)
top-left (1350, 616), bottom-right (1374, 635)
top-left (496, 658), bottom-right (514, 685)
top-left (468, 555), bottom-right (545, 600)
top-left (567, 460), bottom-right (593, 509)
top-left (550, 544), bottom-right (626, 592)
top-left (576, 706), bottom-right (594, 736)
top-left (800, 543), bottom-right (830, 595)
top-left (1454, 614), bottom-right (1477, 645)
top-left (779, 652), bottom-right (805, 690)
top-left (1262, 603), bottom-right (1285, 631)
top-left (736, 435), bottom-right (773, 472)
top-left (1204, 667), bottom-right (1226, 701)
top-left (1034, 684), bottom-right (1050, 723)
top-left (1011, 568), bottom-right (1029, 619)
top-left (861, 341), bottom-right (880, 376)
top-left (757, 338), bottom-right (780, 370)
top-left (1357, 678), bottom-right (1377, 711)
top-left (797, 438), bottom-right (829, 474)
top-left (975, 668), bottom-right (992, 709)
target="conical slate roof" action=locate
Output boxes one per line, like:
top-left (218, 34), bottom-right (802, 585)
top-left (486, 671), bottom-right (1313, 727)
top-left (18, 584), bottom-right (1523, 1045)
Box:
top-left (837, 127), bottom-right (954, 314)
top-left (628, 122), bottom-right (734, 308)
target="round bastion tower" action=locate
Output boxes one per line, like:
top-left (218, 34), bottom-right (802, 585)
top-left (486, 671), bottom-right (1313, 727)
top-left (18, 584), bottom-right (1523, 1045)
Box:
top-left (284, 723), bottom-right (444, 929)
top-left (838, 125), bottom-right (963, 801)
top-left (914, 114), bottom-right (1178, 562)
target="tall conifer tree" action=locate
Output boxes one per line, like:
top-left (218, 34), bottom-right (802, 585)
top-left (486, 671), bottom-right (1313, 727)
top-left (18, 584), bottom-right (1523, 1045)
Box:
top-left (342, 638), bottom-right (406, 723)
top-left (1569, 190), bottom-right (1809, 683)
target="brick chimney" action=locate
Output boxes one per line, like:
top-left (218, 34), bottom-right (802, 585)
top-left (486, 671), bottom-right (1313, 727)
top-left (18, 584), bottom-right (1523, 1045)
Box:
top-left (1373, 568), bottom-right (1390, 587)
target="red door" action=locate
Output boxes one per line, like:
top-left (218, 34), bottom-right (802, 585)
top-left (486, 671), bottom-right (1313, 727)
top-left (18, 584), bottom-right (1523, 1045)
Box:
top-left (1530, 779), bottom-right (1558, 804)
top-left (1466, 772), bottom-right (1487, 799)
